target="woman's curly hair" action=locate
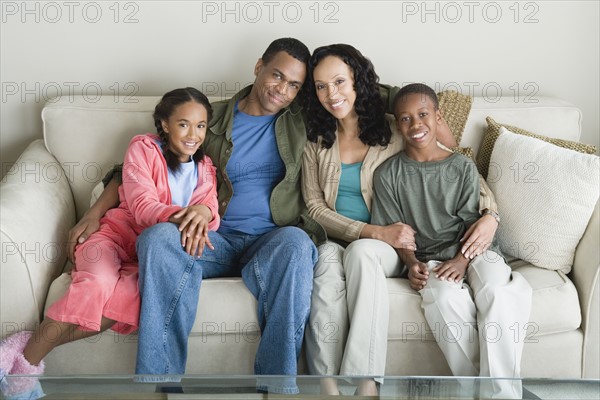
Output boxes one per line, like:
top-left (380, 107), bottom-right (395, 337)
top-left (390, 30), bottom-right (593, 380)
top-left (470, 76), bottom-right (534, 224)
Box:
top-left (305, 44), bottom-right (391, 149)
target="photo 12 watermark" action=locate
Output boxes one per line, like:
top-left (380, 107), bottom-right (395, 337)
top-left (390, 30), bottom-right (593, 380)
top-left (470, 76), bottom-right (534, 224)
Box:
top-left (200, 1), bottom-right (341, 23)
top-left (2, 160), bottom-right (108, 185)
top-left (399, 1), bottom-right (540, 24)
top-left (1, 81), bottom-right (140, 104)
top-left (416, 81), bottom-right (540, 104)
top-left (1, 1), bottom-right (140, 24)
top-left (400, 321), bottom-right (540, 344)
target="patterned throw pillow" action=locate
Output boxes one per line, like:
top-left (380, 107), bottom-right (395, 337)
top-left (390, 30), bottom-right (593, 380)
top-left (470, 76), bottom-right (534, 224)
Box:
top-left (438, 90), bottom-right (473, 145)
top-left (477, 116), bottom-right (597, 179)
top-left (450, 146), bottom-right (474, 160)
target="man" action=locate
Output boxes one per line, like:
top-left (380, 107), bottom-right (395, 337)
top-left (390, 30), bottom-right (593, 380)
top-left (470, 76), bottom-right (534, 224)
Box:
top-left (71, 38), bottom-right (325, 394)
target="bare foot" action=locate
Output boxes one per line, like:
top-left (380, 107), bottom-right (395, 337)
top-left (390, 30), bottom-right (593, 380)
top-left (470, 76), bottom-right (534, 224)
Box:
top-left (356, 378), bottom-right (378, 396)
top-left (320, 377), bottom-right (340, 395)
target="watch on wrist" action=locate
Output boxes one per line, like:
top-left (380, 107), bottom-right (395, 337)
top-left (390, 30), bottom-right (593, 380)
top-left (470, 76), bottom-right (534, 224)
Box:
top-left (482, 209), bottom-right (501, 224)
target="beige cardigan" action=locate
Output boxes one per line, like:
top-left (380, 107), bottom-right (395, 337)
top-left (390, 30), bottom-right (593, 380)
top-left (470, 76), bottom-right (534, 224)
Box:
top-left (301, 125), bottom-right (498, 243)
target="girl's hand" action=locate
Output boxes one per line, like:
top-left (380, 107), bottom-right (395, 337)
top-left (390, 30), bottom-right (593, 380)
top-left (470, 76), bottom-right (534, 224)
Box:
top-left (377, 223), bottom-right (417, 250)
top-left (67, 214), bottom-right (101, 263)
top-left (408, 261), bottom-right (429, 290)
top-left (460, 214), bottom-right (498, 259)
top-left (169, 205), bottom-right (214, 257)
top-left (433, 255), bottom-right (469, 283)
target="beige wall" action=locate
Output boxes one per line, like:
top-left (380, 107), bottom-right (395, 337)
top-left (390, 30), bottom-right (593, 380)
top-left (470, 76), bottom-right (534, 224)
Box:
top-left (1, 0), bottom-right (599, 176)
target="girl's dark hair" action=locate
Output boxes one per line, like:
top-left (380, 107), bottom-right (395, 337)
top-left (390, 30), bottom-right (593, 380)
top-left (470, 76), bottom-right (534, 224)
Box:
top-left (153, 87), bottom-right (213, 173)
top-left (305, 44), bottom-right (391, 149)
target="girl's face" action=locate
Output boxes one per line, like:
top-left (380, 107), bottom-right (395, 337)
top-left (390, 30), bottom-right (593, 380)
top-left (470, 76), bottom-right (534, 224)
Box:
top-left (161, 101), bottom-right (208, 163)
top-left (313, 55), bottom-right (357, 121)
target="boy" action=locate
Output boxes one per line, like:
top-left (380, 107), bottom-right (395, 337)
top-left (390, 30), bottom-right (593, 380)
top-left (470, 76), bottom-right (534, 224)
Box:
top-left (371, 83), bottom-right (532, 399)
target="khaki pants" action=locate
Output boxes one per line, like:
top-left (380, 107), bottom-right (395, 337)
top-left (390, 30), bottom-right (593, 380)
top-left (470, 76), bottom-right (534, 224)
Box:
top-left (420, 251), bottom-right (533, 399)
top-left (305, 239), bottom-right (401, 380)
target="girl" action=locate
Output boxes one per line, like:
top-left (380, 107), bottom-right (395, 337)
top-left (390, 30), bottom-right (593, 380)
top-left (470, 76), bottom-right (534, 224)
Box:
top-left (301, 44), bottom-right (459, 396)
top-left (0, 87), bottom-right (220, 398)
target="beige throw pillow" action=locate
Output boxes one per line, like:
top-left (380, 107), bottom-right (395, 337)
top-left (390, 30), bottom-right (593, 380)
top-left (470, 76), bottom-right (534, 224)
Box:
top-left (487, 127), bottom-right (599, 273)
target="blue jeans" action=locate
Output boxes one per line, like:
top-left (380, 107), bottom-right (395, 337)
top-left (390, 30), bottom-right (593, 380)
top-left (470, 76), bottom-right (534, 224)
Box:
top-left (135, 223), bottom-right (317, 394)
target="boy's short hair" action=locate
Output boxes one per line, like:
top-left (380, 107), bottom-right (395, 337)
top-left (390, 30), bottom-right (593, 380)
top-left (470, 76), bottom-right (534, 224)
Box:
top-left (261, 37), bottom-right (310, 66)
top-left (393, 83), bottom-right (439, 118)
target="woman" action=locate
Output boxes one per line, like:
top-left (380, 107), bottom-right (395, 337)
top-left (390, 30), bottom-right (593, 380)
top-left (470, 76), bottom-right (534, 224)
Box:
top-left (301, 44), bottom-right (488, 395)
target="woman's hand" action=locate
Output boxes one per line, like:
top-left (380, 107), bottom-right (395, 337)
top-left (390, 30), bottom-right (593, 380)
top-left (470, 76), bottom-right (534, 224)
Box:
top-left (169, 205), bottom-right (214, 257)
top-left (67, 214), bottom-right (101, 263)
top-left (372, 222), bottom-right (417, 250)
top-left (460, 214), bottom-right (498, 259)
top-left (433, 255), bottom-right (469, 283)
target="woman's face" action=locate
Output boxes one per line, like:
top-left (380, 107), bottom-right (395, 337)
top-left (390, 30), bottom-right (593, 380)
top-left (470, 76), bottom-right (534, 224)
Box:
top-left (313, 55), bottom-right (357, 121)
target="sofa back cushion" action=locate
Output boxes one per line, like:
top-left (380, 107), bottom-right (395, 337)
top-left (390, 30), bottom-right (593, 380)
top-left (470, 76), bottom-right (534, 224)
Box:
top-left (42, 96), bottom-right (159, 219)
top-left (460, 96), bottom-right (582, 153)
top-left (41, 95), bottom-right (583, 219)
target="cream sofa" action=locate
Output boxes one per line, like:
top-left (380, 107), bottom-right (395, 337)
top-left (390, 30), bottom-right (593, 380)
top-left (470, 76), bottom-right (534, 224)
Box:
top-left (1, 95), bottom-right (598, 380)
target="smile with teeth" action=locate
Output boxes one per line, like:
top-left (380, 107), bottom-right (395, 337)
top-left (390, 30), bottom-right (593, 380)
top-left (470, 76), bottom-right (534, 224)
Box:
top-left (329, 99), bottom-right (345, 109)
top-left (411, 131), bottom-right (427, 140)
top-left (183, 141), bottom-right (199, 148)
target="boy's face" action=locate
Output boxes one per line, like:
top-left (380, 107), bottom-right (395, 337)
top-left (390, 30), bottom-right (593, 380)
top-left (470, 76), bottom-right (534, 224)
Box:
top-left (395, 93), bottom-right (442, 150)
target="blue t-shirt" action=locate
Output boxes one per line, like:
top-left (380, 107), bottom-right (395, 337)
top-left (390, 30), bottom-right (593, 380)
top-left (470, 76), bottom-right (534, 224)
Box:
top-left (335, 162), bottom-right (370, 223)
top-left (219, 103), bottom-right (285, 235)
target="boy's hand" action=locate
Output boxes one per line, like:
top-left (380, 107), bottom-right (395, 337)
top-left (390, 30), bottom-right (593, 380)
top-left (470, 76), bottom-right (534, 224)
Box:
top-left (408, 262), bottom-right (429, 291)
top-left (460, 214), bottom-right (498, 259)
top-left (169, 205), bottom-right (214, 257)
top-left (433, 254), bottom-right (469, 283)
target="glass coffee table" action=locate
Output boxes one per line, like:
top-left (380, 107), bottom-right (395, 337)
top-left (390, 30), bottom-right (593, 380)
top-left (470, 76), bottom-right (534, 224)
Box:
top-left (1, 375), bottom-right (599, 399)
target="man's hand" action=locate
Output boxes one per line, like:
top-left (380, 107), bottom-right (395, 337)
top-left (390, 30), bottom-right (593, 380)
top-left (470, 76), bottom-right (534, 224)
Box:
top-left (67, 214), bottom-right (101, 264)
top-left (169, 205), bottom-right (214, 257)
top-left (460, 214), bottom-right (498, 259)
top-left (433, 254), bottom-right (469, 283)
top-left (408, 261), bottom-right (429, 290)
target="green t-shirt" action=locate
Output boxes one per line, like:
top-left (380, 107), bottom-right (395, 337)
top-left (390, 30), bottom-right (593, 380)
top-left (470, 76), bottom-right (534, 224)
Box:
top-left (372, 152), bottom-right (497, 262)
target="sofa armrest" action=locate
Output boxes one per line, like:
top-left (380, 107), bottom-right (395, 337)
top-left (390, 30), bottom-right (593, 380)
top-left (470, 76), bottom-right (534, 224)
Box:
top-left (1, 139), bottom-right (75, 338)
top-left (571, 200), bottom-right (600, 378)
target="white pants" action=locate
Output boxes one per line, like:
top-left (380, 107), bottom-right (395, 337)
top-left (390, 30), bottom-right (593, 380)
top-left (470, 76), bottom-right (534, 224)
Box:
top-left (305, 239), bottom-right (401, 380)
top-left (420, 251), bottom-right (533, 399)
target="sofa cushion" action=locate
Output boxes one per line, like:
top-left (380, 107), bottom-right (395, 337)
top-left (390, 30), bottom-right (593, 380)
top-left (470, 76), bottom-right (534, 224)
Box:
top-left (509, 259), bottom-right (582, 336)
top-left (387, 260), bottom-right (581, 342)
top-left (487, 128), bottom-right (599, 273)
top-left (476, 116), bottom-right (597, 179)
top-left (45, 274), bottom-right (260, 337)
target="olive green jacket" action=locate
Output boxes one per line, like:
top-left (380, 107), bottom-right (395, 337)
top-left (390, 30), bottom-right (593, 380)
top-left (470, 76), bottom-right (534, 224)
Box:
top-left (204, 85), bottom-right (326, 245)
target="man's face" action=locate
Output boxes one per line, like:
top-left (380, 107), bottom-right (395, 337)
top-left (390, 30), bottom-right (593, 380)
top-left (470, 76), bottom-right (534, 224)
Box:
top-left (246, 51), bottom-right (307, 116)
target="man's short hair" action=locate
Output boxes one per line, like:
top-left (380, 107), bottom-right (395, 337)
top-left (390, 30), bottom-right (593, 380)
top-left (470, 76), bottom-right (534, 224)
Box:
top-left (261, 38), bottom-right (310, 66)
